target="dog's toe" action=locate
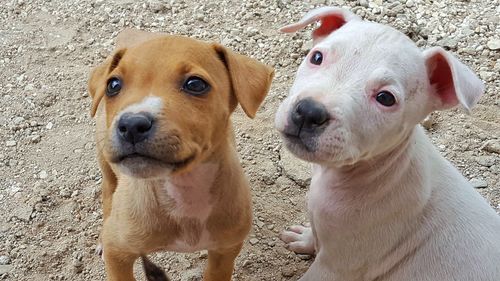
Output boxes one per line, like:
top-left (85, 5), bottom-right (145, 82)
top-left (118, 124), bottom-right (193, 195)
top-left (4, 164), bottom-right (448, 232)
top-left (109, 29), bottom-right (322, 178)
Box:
top-left (95, 243), bottom-right (105, 261)
top-left (281, 229), bottom-right (303, 243)
top-left (280, 225), bottom-right (315, 255)
top-left (287, 241), bottom-right (315, 255)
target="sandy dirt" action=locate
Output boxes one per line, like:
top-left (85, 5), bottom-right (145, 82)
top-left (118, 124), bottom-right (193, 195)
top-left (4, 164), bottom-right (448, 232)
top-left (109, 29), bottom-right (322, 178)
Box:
top-left (0, 0), bottom-right (499, 280)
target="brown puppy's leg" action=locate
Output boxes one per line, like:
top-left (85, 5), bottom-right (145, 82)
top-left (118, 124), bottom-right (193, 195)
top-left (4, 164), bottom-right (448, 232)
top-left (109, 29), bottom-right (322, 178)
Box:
top-left (99, 156), bottom-right (117, 221)
top-left (96, 156), bottom-right (118, 256)
top-left (203, 243), bottom-right (243, 281)
top-left (103, 248), bottom-right (138, 281)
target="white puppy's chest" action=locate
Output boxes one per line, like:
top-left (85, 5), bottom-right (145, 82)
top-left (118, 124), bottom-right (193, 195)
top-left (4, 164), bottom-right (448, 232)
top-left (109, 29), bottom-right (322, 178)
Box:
top-left (308, 167), bottom-right (344, 220)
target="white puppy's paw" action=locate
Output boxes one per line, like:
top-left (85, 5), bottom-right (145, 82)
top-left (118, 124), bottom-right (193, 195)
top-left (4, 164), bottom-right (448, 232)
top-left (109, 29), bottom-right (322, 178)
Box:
top-left (280, 225), bottom-right (315, 255)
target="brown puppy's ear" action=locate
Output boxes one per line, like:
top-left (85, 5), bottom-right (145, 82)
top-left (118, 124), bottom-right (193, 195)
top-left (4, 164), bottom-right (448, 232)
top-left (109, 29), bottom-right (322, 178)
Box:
top-left (88, 49), bottom-right (126, 117)
top-left (213, 44), bottom-right (274, 118)
top-left (116, 28), bottom-right (166, 49)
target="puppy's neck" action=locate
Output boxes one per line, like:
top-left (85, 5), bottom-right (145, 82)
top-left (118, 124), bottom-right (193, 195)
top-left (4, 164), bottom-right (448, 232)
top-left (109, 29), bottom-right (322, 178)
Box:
top-left (313, 126), bottom-right (431, 207)
top-left (169, 162), bottom-right (220, 189)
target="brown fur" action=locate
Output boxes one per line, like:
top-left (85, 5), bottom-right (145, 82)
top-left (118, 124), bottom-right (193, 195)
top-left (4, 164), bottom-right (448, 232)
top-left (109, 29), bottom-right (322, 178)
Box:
top-left (88, 29), bottom-right (274, 281)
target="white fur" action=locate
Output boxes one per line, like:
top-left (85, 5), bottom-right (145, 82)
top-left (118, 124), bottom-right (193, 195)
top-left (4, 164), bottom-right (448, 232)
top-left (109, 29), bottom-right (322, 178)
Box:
top-left (276, 6), bottom-right (500, 281)
top-left (159, 164), bottom-right (218, 252)
top-left (164, 163), bottom-right (218, 221)
top-left (117, 95), bottom-right (163, 117)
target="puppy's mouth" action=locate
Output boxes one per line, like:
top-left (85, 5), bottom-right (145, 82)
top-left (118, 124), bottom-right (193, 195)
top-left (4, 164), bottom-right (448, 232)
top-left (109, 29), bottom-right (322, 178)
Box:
top-left (116, 152), bottom-right (196, 171)
top-left (280, 131), bottom-right (318, 153)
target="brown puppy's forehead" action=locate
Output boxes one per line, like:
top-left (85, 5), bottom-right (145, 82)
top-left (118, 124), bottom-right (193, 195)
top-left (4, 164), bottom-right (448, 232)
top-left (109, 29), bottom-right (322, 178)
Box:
top-left (104, 36), bottom-right (232, 124)
top-left (119, 36), bottom-right (226, 81)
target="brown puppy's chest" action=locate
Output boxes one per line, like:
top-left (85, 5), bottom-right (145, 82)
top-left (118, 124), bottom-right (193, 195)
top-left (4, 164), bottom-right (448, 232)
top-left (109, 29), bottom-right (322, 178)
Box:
top-left (111, 163), bottom-right (220, 253)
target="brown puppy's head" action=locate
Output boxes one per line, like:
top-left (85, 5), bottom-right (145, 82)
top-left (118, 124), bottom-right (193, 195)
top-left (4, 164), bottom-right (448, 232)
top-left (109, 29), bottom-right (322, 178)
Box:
top-left (89, 29), bottom-right (274, 178)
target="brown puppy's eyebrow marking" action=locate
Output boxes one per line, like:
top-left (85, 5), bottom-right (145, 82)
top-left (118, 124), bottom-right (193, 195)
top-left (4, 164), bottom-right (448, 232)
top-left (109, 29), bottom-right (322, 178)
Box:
top-left (108, 49), bottom-right (126, 73)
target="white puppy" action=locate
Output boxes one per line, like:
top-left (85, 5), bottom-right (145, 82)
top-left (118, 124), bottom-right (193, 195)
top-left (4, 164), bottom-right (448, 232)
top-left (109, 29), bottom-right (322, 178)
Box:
top-left (275, 6), bottom-right (500, 281)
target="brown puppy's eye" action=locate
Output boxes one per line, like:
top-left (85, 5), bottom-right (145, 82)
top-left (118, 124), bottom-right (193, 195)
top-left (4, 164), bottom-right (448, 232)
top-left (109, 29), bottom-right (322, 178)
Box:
top-left (106, 77), bottom-right (122, 97)
top-left (375, 91), bottom-right (396, 107)
top-left (182, 76), bottom-right (210, 96)
top-left (310, 51), bottom-right (323, 65)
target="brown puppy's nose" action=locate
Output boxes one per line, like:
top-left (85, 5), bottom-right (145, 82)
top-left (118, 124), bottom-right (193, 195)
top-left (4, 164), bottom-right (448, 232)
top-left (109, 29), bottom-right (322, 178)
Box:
top-left (291, 98), bottom-right (329, 131)
top-left (117, 113), bottom-right (154, 144)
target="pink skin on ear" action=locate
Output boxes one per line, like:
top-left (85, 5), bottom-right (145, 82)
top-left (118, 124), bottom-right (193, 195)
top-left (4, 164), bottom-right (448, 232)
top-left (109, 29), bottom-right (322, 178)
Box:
top-left (424, 47), bottom-right (484, 113)
top-left (427, 54), bottom-right (459, 108)
top-left (279, 7), bottom-right (361, 43)
top-left (312, 15), bottom-right (346, 39)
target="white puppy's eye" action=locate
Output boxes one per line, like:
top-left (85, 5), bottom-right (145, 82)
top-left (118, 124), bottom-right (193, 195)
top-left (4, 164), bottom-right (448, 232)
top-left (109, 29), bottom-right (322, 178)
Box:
top-left (375, 91), bottom-right (396, 107)
top-left (310, 51), bottom-right (323, 65)
top-left (106, 77), bottom-right (122, 97)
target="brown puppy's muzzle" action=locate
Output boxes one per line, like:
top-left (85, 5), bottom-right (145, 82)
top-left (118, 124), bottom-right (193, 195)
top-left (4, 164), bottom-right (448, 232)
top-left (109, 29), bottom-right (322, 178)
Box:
top-left (107, 113), bottom-right (196, 177)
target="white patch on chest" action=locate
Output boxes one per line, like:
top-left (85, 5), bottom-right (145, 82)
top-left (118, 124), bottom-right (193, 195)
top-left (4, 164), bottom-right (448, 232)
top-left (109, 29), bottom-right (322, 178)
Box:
top-left (161, 163), bottom-right (219, 252)
top-left (164, 163), bottom-right (218, 220)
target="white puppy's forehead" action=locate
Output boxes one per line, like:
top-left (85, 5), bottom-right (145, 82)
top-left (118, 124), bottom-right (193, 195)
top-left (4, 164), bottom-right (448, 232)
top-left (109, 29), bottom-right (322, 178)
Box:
top-left (316, 21), bottom-right (422, 74)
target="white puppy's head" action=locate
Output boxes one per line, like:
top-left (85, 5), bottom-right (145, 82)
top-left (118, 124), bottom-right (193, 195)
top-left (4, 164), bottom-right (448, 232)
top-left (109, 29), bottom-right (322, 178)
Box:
top-left (275, 7), bottom-right (484, 166)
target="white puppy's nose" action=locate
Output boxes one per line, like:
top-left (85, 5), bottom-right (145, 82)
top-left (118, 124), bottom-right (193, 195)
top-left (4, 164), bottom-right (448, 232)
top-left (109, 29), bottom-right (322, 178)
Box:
top-left (291, 98), bottom-right (330, 132)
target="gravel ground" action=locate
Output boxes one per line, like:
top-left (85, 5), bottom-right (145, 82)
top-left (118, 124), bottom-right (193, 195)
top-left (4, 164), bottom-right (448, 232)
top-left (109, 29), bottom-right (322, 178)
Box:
top-left (0, 0), bottom-right (499, 280)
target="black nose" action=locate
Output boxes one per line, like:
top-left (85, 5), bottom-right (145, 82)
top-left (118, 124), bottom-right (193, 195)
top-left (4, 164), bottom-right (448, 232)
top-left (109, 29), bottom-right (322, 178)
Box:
top-left (117, 113), bottom-right (154, 144)
top-left (291, 98), bottom-right (329, 131)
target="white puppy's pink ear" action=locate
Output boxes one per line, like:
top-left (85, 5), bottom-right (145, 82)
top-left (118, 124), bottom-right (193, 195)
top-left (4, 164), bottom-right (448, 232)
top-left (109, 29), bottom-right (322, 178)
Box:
top-left (423, 47), bottom-right (484, 113)
top-left (280, 7), bottom-right (361, 43)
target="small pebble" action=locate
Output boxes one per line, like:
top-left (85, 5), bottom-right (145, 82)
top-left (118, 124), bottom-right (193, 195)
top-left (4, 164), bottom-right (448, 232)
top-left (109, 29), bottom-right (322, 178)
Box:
top-left (31, 135), bottom-right (41, 143)
top-left (486, 38), bottom-right (500, 50)
top-left (297, 254), bottom-right (312, 260)
top-left (281, 266), bottom-right (296, 277)
top-left (476, 156), bottom-right (496, 167)
top-left (470, 178), bottom-right (488, 189)
top-left (5, 141), bottom-right (16, 147)
top-left (481, 140), bottom-right (500, 154)
top-left (39, 170), bottom-right (48, 179)
top-left (0, 256), bottom-right (10, 265)
top-left (256, 220), bottom-right (265, 228)
top-left (12, 116), bottom-right (24, 125)
top-left (421, 114), bottom-right (434, 130)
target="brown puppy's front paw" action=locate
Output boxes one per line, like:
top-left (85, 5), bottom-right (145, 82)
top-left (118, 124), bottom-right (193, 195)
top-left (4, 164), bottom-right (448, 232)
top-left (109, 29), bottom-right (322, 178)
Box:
top-left (280, 225), bottom-right (315, 255)
top-left (95, 243), bottom-right (104, 261)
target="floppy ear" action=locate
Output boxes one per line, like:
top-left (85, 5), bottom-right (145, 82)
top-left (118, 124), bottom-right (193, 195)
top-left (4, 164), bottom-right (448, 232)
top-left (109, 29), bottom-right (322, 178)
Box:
top-left (280, 6), bottom-right (361, 44)
top-left (213, 45), bottom-right (274, 118)
top-left (88, 49), bottom-right (126, 117)
top-left (88, 63), bottom-right (108, 117)
top-left (423, 47), bottom-right (484, 113)
top-left (115, 28), bottom-right (166, 49)
top-left (89, 29), bottom-right (161, 117)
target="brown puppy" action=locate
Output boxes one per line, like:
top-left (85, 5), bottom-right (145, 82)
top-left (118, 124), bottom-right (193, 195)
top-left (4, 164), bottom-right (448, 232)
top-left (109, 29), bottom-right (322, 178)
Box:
top-left (88, 29), bottom-right (274, 281)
